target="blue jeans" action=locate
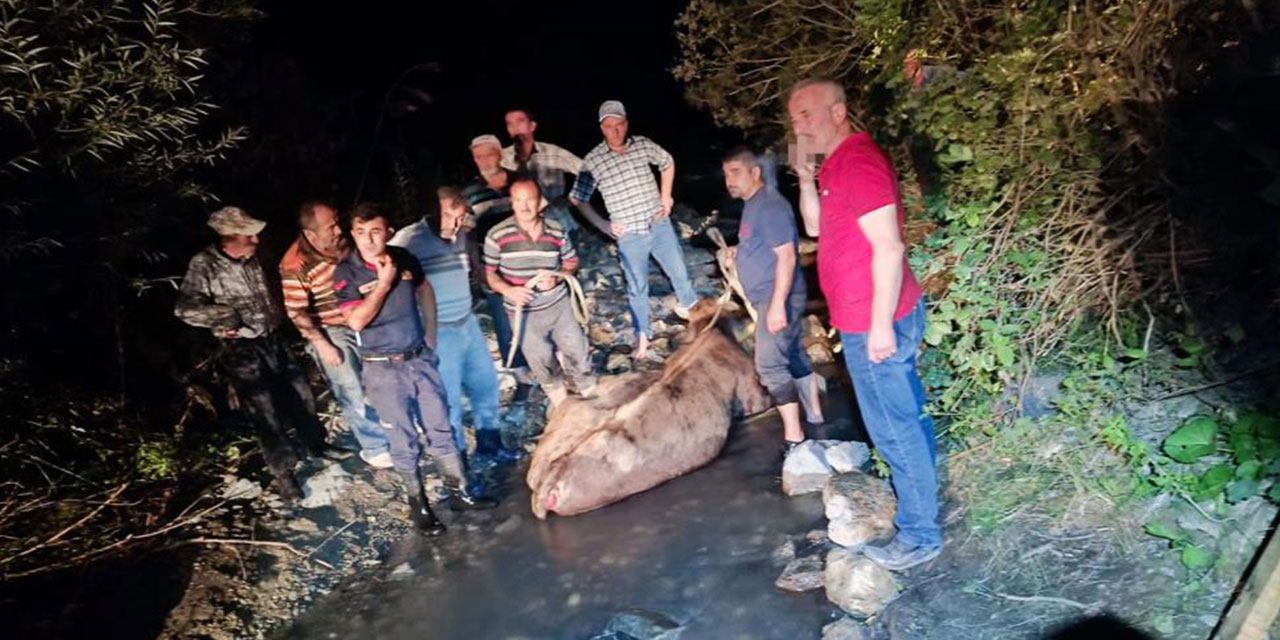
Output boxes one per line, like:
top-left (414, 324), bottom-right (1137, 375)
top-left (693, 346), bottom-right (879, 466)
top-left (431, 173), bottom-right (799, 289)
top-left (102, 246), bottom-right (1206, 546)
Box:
top-left (840, 298), bottom-right (941, 548)
top-left (307, 326), bottom-right (389, 455)
top-left (435, 313), bottom-right (501, 452)
top-left (616, 217), bottom-right (699, 338)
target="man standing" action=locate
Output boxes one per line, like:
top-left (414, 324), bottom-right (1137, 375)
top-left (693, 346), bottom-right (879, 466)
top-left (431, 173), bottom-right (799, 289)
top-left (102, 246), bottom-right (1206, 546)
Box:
top-left (570, 100), bottom-right (699, 361)
top-left (390, 187), bottom-right (517, 463)
top-left (464, 134), bottom-right (536, 403)
top-left (501, 109), bottom-right (582, 234)
top-left (722, 147), bottom-right (825, 454)
top-left (788, 78), bottom-right (939, 570)
top-left (175, 206), bottom-right (347, 501)
top-left (280, 201), bottom-right (392, 469)
top-left (334, 204), bottom-right (495, 536)
top-left (485, 178), bottom-right (596, 408)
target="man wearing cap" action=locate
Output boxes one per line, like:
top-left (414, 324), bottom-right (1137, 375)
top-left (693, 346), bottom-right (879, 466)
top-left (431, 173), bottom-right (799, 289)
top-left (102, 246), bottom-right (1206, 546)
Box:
top-left (485, 177), bottom-right (596, 408)
top-left (279, 200), bottom-right (393, 469)
top-left (175, 206), bottom-right (349, 502)
top-left (334, 203), bottom-right (496, 536)
top-left (570, 100), bottom-right (699, 361)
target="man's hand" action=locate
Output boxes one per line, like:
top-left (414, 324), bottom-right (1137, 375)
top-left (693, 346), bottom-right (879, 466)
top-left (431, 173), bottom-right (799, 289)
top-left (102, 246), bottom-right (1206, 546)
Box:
top-left (375, 254), bottom-right (398, 287)
top-left (725, 245), bottom-right (737, 265)
top-left (867, 323), bottom-right (897, 364)
top-left (658, 194), bottom-right (674, 219)
top-left (766, 302), bottom-right (787, 334)
top-left (793, 160), bottom-right (816, 183)
top-left (530, 270), bottom-right (559, 292)
top-left (610, 221), bottom-right (624, 238)
top-left (315, 341), bottom-right (343, 367)
top-left (503, 285), bottom-right (535, 306)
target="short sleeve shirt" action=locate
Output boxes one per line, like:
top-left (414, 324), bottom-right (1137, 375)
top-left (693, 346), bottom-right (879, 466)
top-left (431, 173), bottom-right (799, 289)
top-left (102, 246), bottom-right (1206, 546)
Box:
top-left (332, 246), bottom-right (426, 355)
top-left (389, 221), bottom-right (473, 324)
top-left (816, 132), bottom-right (922, 333)
top-left (570, 135), bottom-right (674, 236)
top-left (483, 216), bottom-right (578, 312)
top-left (737, 186), bottom-right (806, 304)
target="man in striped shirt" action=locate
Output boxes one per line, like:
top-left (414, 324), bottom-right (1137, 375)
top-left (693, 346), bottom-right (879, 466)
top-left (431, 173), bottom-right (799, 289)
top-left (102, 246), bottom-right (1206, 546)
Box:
top-left (485, 177), bottom-right (596, 408)
top-left (280, 201), bottom-right (392, 469)
top-left (390, 187), bottom-right (516, 463)
top-left (570, 100), bottom-right (698, 361)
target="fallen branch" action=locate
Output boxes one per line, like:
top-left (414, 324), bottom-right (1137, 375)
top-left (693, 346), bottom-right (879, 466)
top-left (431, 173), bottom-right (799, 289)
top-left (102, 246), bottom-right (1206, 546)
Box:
top-left (179, 537), bottom-right (335, 570)
top-left (992, 591), bottom-right (1098, 611)
top-left (1147, 362), bottom-right (1280, 402)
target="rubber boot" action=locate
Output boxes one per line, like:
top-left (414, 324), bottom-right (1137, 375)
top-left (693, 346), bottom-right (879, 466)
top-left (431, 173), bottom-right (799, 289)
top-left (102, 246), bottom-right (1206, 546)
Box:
top-left (400, 470), bottom-right (446, 536)
top-left (272, 471), bottom-right (304, 504)
top-left (435, 452), bottom-right (498, 511)
top-left (474, 429), bottom-right (519, 465)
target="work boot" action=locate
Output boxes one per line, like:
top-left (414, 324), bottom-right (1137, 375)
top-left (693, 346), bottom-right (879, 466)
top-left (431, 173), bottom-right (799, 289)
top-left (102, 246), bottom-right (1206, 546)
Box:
top-left (272, 472), bottom-right (304, 504)
top-left (474, 429), bottom-right (519, 464)
top-left (400, 471), bottom-right (446, 536)
top-left (435, 452), bottom-right (498, 511)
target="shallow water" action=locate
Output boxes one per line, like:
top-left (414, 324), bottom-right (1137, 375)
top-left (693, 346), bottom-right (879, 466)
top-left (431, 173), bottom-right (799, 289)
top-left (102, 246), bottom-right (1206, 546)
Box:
top-left (284, 405), bottom-right (860, 640)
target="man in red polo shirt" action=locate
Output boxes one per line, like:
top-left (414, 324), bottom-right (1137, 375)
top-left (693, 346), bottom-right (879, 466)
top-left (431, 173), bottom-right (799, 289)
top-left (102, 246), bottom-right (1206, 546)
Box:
top-left (788, 78), bottom-right (940, 571)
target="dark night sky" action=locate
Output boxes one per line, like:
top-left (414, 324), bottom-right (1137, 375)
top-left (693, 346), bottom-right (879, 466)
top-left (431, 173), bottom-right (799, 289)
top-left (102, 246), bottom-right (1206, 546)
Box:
top-left (248, 0), bottom-right (742, 209)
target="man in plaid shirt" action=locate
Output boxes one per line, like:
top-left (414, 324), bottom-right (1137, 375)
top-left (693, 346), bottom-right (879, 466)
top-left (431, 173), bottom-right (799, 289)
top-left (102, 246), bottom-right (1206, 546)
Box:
top-left (570, 100), bottom-right (698, 360)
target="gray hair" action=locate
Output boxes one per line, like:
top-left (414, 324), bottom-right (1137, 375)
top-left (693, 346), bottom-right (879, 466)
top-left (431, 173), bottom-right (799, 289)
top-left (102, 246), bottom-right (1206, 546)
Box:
top-left (789, 77), bottom-right (847, 105)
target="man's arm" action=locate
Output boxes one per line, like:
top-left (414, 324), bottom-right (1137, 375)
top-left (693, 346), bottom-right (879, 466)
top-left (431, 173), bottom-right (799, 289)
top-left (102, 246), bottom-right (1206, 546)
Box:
top-left (765, 243), bottom-right (797, 334)
top-left (858, 204), bottom-right (905, 363)
top-left (656, 162), bottom-right (675, 219)
top-left (345, 257), bottom-right (397, 331)
top-left (416, 278), bottom-right (438, 350)
top-left (174, 257), bottom-right (239, 335)
top-left (573, 199), bottom-right (615, 238)
top-left (487, 269), bottom-right (534, 305)
top-left (795, 163), bottom-right (820, 237)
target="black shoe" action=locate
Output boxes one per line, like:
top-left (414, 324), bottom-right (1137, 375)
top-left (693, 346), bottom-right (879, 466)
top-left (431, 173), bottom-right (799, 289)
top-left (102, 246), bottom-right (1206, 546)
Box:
top-left (407, 492), bottom-right (446, 536)
top-left (313, 443), bottom-right (355, 462)
top-left (512, 382), bottom-right (534, 404)
top-left (475, 429), bottom-right (519, 465)
top-left (436, 452), bottom-right (499, 511)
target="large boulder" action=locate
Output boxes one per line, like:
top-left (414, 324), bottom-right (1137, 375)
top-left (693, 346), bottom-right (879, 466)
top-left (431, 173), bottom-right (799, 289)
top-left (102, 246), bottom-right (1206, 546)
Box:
top-left (300, 463), bottom-right (351, 509)
top-left (774, 554), bottom-right (825, 592)
top-left (824, 472), bottom-right (896, 549)
top-left (822, 617), bottom-right (867, 640)
top-left (824, 548), bottom-right (899, 617)
top-left (781, 440), bottom-right (831, 495)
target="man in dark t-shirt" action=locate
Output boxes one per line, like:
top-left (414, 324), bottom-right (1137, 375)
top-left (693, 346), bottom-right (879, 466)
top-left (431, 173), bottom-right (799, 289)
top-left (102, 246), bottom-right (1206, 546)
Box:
top-left (723, 147), bottom-right (825, 455)
top-left (333, 204), bottom-right (495, 536)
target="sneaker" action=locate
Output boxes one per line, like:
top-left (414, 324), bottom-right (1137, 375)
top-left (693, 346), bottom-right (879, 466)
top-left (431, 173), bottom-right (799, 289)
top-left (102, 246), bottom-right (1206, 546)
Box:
top-left (359, 449), bottom-right (394, 469)
top-left (862, 537), bottom-right (941, 571)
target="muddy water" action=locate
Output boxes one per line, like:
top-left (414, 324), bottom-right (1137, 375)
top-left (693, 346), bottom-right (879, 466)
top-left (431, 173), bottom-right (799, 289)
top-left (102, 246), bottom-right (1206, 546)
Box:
top-left (284, 406), bottom-right (861, 639)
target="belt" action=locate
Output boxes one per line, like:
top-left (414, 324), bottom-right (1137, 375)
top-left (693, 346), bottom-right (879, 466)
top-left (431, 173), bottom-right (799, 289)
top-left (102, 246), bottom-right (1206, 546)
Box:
top-left (362, 342), bottom-right (426, 363)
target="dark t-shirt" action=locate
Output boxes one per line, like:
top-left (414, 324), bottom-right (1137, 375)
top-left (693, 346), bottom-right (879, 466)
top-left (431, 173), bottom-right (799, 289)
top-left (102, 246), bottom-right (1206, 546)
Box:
top-left (738, 186), bottom-right (805, 304)
top-left (332, 246), bottom-right (426, 356)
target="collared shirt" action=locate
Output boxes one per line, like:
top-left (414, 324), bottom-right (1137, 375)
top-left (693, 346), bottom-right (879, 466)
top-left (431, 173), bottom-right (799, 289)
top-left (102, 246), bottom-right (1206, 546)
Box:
top-left (500, 141), bottom-right (582, 201)
top-left (332, 247), bottom-right (427, 355)
top-left (816, 131), bottom-right (922, 333)
top-left (389, 220), bottom-right (473, 324)
top-left (279, 235), bottom-right (345, 329)
top-left (483, 216), bottom-right (578, 313)
top-left (175, 245), bottom-right (284, 339)
top-left (463, 171), bottom-right (516, 241)
top-left (737, 186), bottom-right (806, 304)
top-left (571, 135), bottom-right (673, 236)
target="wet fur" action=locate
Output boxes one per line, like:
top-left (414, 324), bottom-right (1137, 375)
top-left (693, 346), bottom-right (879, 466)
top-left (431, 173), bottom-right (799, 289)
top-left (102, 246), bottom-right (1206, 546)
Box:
top-left (527, 299), bottom-right (771, 519)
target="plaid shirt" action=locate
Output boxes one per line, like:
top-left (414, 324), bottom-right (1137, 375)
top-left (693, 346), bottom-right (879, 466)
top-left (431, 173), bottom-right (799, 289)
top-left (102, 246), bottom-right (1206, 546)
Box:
top-left (176, 245), bottom-right (284, 339)
top-left (570, 136), bottom-right (673, 236)
top-left (500, 141), bottom-right (582, 200)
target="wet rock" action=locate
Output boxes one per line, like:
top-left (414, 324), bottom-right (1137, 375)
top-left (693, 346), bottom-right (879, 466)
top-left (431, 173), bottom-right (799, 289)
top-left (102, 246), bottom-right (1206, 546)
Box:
top-left (781, 440), bottom-right (831, 495)
top-left (287, 518), bottom-right (320, 534)
top-left (824, 472), bottom-right (896, 549)
top-left (220, 476), bottom-right (262, 501)
top-left (822, 616), bottom-right (867, 640)
top-left (774, 555), bottom-right (825, 592)
top-left (825, 442), bottom-right (870, 474)
top-left (591, 324), bottom-right (619, 346)
top-left (824, 548), bottom-right (899, 618)
top-left (606, 352), bottom-right (631, 372)
top-left (388, 562), bottom-right (415, 581)
top-left (300, 463), bottom-right (352, 509)
top-left (604, 608), bottom-right (684, 639)
top-left (770, 539), bottom-right (797, 566)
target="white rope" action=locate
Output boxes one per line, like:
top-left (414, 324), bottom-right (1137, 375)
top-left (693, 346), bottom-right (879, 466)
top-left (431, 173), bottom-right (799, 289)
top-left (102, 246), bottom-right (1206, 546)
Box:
top-left (504, 270), bottom-right (590, 368)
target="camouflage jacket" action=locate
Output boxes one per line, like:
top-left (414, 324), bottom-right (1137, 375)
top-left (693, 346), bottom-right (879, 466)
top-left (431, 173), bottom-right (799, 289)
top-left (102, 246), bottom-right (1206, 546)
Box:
top-left (174, 245), bottom-right (284, 339)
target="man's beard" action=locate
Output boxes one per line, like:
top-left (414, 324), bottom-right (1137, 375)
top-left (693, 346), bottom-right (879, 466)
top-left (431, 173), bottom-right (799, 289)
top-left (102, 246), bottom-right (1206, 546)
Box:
top-left (478, 165), bottom-right (502, 178)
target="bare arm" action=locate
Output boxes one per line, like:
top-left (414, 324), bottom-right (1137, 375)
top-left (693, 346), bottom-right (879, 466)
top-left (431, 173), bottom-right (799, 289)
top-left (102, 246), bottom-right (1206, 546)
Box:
top-left (656, 162), bottom-right (676, 218)
top-left (573, 199), bottom-right (616, 238)
top-left (345, 256), bottom-right (398, 331)
top-left (858, 204), bottom-right (906, 362)
top-left (416, 279), bottom-right (437, 350)
top-left (796, 164), bottom-right (820, 237)
top-left (487, 269), bottom-right (534, 306)
top-left (765, 243), bottom-right (797, 333)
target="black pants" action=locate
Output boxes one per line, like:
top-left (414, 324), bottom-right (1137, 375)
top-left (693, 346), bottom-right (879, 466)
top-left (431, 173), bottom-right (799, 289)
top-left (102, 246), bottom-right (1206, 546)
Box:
top-left (221, 332), bottom-right (327, 478)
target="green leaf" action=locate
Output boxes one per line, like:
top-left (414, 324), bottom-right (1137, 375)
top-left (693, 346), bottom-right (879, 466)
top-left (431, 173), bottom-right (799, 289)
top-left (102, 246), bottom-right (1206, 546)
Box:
top-left (1226, 478), bottom-right (1260, 503)
top-left (1123, 347), bottom-right (1148, 360)
top-left (1144, 521), bottom-right (1182, 542)
top-left (1163, 417), bottom-right (1220, 463)
top-left (1181, 546), bottom-right (1210, 569)
top-left (1236, 412), bottom-right (1279, 438)
top-left (1236, 460), bottom-right (1264, 481)
top-left (924, 321), bottom-right (951, 346)
top-left (1269, 484), bottom-right (1280, 503)
top-left (1195, 463), bottom-right (1232, 500)
top-left (1230, 430), bottom-right (1258, 464)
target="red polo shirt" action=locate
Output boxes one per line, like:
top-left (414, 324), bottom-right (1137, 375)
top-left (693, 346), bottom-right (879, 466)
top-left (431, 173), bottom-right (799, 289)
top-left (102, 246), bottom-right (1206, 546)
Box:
top-left (816, 132), bottom-right (922, 333)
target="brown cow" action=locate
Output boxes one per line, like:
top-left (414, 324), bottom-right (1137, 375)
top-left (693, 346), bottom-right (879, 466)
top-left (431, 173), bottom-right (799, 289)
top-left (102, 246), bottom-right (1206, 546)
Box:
top-left (526, 298), bottom-right (772, 519)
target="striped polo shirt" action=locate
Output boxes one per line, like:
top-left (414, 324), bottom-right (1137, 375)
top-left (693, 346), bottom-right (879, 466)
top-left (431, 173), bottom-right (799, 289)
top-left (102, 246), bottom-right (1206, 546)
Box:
top-left (279, 235), bottom-right (344, 327)
top-left (483, 216), bottom-right (578, 312)
top-left (389, 220), bottom-right (473, 324)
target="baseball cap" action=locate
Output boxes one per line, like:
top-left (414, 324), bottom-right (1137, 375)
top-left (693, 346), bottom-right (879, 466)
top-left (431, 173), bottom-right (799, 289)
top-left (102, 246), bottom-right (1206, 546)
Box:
top-left (207, 206), bottom-right (266, 236)
top-left (598, 100), bottom-right (626, 122)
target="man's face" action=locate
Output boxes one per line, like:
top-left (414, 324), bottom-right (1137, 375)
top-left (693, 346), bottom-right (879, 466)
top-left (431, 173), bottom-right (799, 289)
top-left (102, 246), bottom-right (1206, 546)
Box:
top-left (510, 181), bottom-right (542, 226)
top-left (351, 217), bottom-right (391, 260)
top-left (788, 84), bottom-right (842, 153)
top-left (303, 205), bottom-right (343, 253)
top-left (600, 116), bottom-right (628, 148)
top-left (439, 197), bottom-right (467, 230)
top-left (723, 160), bottom-right (761, 200)
top-left (222, 233), bottom-right (259, 258)
top-left (505, 111), bottom-right (536, 141)
top-left (471, 144), bottom-right (502, 176)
